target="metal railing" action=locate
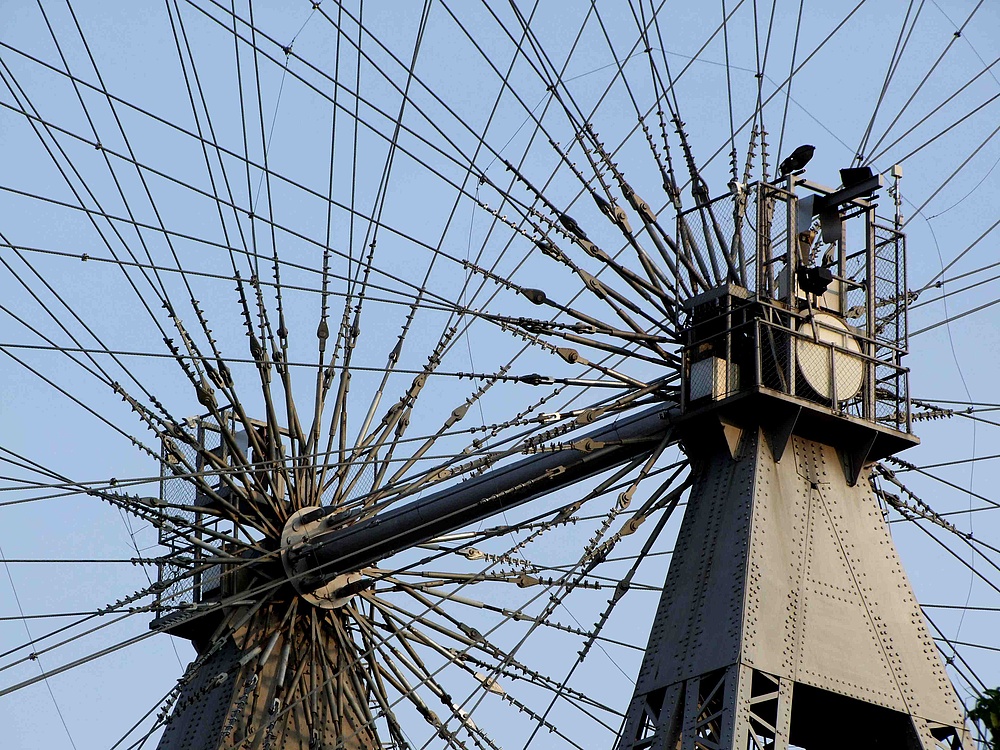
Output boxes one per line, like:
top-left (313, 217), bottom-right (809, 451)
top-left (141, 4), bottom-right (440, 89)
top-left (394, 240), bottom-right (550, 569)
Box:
top-left (154, 411), bottom-right (241, 615)
top-left (681, 302), bottom-right (911, 434)
top-left (678, 176), bottom-right (911, 436)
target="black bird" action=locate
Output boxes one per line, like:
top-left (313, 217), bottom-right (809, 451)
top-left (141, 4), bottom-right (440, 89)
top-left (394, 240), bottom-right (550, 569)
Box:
top-left (779, 144), bottom-right (815, 176)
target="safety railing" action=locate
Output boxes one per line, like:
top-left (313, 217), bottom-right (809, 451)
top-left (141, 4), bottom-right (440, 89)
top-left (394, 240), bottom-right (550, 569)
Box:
top-left (681, 302), bottom-right (911, 434)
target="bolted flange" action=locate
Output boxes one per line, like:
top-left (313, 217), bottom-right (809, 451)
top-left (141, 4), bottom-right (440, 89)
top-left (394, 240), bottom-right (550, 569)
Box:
top-left (280, 506), bottom-right (365, 609)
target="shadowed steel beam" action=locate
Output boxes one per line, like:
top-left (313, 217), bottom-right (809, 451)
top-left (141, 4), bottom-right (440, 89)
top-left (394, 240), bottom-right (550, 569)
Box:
top-left (287, 404), bottom-right (675, 585)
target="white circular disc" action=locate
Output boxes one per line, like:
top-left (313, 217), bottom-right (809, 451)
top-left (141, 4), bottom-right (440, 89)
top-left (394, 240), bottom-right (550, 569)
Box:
top-left (796, 312), bottom-right (864, 402)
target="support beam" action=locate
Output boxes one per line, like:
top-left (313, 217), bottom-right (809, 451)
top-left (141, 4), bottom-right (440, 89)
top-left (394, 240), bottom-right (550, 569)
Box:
top-left (287, 404), bottom-right (675, 587)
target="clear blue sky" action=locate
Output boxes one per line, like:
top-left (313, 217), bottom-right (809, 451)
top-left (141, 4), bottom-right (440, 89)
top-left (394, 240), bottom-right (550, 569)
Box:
top-left (1, 2), bottom-right (999, 747)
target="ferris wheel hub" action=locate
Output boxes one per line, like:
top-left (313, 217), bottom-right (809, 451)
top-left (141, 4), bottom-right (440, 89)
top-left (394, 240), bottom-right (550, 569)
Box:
top-left (280, 506), bottom-right (366, 608)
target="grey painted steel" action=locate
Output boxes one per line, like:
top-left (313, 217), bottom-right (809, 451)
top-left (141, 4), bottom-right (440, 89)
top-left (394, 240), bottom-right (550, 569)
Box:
top-left (156, 405), bottom-right (673, 749)
top-left (287, 404), bottom-right (673, 586)
top-left (156, 638), bottom-right (241, 750)
top-left (156, 608), bottom-right (380, 750)
top-left (618, 429), bottom-right (968, 750)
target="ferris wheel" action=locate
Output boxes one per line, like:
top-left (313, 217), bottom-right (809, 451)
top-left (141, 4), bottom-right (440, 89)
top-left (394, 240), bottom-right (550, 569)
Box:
top-left (1, 2), bottom-right (999, 748)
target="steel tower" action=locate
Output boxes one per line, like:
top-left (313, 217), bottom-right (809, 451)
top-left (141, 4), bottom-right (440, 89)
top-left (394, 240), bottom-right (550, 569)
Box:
top-left (617, 173), bottom-right (969, 750)
top-left (150, 171), bottom-right (970, 749)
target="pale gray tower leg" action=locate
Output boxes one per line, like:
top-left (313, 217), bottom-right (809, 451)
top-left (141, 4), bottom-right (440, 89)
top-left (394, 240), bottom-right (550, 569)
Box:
top-left (618, 427), bottom-right (969, 750)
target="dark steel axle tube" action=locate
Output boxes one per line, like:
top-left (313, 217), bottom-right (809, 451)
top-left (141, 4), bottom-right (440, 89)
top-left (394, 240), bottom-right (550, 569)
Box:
top-left (288, 404), bottom-right (674, 586)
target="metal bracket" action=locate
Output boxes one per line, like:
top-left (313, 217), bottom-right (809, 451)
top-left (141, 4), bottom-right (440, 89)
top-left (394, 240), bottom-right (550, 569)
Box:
top-left (719, 417), bottom-right (745, 461)
top-left (761, 404), bottom-right (801, 463)
top-left (838, 430), bottom-right (878, 486)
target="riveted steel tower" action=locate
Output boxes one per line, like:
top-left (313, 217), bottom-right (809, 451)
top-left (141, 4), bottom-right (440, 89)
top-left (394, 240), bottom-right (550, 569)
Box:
top-left (617, 173), bottom-right (969, 750)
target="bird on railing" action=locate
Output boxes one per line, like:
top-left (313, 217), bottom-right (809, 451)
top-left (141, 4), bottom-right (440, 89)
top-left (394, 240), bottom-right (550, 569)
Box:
top-left (779, 144), bottom-right (815, 176)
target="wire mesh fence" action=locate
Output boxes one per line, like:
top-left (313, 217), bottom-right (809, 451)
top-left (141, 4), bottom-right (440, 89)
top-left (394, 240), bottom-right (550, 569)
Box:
top-left (679, 179), bottom-right (911, 435)
top-left (686, 313), bottom-right (910, 429)
top-left (155, 414), bottom-right (231, 614)
top-left (677, 182), bottom-right (791, 299)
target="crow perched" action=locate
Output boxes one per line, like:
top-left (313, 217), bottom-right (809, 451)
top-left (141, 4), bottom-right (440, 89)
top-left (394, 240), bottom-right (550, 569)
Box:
top-left (779, 144), bottom-right (815, 176)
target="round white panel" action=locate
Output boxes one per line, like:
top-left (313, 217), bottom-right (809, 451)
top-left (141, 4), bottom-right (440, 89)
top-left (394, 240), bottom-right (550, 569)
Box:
top-left (796, 312), bottom-right (864, 401)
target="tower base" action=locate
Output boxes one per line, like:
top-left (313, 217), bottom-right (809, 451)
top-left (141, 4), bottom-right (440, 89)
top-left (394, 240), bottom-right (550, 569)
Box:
top-left (618, 427), bottom-right (968, 750)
